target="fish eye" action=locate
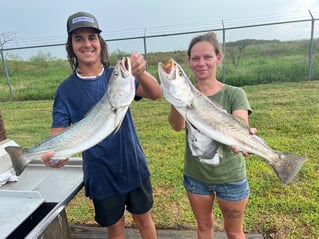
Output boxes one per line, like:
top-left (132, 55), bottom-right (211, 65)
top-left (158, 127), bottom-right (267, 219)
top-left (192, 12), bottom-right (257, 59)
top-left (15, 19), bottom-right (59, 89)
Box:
top-left (178, 70), bottom-right (183, 76)
top-left (114, 71), bottom-right (119, 77)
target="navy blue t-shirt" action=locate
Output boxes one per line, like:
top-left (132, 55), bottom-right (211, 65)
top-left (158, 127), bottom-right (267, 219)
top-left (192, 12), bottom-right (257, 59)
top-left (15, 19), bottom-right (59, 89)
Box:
top-left (51, 67), bottom-right (150, 200)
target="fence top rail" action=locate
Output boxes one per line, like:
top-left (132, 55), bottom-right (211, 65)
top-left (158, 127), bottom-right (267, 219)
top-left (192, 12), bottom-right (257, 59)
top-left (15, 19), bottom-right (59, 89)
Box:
top-left (1, 17), bottom-right (318, 52)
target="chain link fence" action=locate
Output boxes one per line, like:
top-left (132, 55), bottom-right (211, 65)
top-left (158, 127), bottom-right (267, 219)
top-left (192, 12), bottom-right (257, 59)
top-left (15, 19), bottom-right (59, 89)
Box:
top-left (1, 11), bottom-right (318, 100)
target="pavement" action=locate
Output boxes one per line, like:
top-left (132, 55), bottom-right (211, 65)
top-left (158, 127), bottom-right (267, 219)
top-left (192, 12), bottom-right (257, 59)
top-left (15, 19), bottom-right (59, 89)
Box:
top-left (126, 228), bottom-right (264, 239)
top-left (70, 225), bottom-right (264, 239)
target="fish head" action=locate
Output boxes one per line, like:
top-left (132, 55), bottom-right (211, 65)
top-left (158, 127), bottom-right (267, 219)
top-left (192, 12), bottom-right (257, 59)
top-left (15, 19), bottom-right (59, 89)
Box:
top-left (108, 57), bottom-right (136, 108)
top-left (158, 58), bottom-right (194, 108)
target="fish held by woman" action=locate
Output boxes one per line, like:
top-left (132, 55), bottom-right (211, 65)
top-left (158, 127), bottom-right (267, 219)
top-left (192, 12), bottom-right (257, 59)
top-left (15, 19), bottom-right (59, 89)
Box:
top-left (158, 58), bottom-right (306, 184)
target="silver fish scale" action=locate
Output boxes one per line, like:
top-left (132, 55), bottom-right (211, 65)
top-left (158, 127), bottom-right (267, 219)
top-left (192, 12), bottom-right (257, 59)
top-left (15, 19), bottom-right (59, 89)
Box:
top-left (108, 59), bottom-right (135, 108)
top-left (158, 59), bottom-right (306, 184)
top-left (185, 90), bottom-right (278, 162)
top-left (6, 57), bottom-right (135, 176)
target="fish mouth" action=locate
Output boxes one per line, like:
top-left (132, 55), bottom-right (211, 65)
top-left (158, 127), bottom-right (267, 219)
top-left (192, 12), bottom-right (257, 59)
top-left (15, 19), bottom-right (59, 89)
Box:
top-left (159, 59), bottom-right (174, 74)
top-left (159, 58), bottom-right (179, 82)
top-left (120, 57), bottom-right (132, 78)
top-left (123, 57), bottom-right (131, 72)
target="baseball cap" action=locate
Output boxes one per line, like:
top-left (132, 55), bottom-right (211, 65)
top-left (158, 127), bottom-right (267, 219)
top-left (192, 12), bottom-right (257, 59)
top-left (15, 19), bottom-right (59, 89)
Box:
top-left (67, 12), bottom-right (102, 34)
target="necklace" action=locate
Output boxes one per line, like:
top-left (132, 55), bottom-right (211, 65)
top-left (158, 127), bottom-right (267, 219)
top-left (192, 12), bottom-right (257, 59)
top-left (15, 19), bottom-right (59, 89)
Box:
top-left (76, 65), bottom-right (104, 79)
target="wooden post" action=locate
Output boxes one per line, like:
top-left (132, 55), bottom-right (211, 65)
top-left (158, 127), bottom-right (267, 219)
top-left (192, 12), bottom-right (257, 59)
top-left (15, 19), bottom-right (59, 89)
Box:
top-left (0, 111), bottom-right (7, 141)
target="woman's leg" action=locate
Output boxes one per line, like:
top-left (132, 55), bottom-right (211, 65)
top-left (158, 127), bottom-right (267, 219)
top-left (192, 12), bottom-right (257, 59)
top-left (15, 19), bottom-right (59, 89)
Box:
top-left (217, 197), bottom-right (248, 239)
top-left (187, 192), bottom-right (215, 239)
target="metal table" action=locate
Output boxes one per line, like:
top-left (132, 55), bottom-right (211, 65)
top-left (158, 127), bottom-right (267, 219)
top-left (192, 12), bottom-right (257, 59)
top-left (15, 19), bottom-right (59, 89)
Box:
top-left (0, 139), bottom-right (83, 239)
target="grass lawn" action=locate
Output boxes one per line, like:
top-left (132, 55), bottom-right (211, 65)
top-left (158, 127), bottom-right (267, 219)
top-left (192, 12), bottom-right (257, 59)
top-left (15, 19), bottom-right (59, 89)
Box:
top-left (1, 81), bottom-right (318, 239)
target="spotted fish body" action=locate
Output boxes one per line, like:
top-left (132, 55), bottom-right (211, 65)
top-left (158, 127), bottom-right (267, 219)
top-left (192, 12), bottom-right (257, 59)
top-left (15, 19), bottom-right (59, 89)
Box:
top-left (6, 57), bottom-right (135, 176)
top-left (158, 58), bottom-right (306, 184)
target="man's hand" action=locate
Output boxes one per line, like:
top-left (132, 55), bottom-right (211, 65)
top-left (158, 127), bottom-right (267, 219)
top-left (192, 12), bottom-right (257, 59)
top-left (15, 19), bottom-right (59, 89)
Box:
top-left (130, 52), bottom-right (147, 78)
top-left (41, 151), bottom-right (69, 168)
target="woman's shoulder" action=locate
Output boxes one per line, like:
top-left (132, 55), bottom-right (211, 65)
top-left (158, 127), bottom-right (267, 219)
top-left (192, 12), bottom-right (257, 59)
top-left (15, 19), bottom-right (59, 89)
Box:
top-left (223, 84), bottom-right (247, 96)
top-left (223, 84), bottom-right (242, 91)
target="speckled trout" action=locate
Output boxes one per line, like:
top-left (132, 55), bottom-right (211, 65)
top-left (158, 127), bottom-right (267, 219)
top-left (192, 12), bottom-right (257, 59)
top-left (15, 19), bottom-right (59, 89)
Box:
top-left (158, 58), bottom-right (306, 184)
top-left (5, 57), bottom-right (135, 176)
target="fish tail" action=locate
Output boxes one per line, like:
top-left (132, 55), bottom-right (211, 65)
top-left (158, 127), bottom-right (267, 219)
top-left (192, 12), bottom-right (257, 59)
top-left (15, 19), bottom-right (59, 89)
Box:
top-left (4, 146), bottom-right (27, 176)
top-left (271, 152), bottom-right (307, 184)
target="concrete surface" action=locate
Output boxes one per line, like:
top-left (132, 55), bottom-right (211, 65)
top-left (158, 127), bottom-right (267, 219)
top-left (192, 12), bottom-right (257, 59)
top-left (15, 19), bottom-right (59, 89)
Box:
top-left (70, 225), bottom-right (264, 239)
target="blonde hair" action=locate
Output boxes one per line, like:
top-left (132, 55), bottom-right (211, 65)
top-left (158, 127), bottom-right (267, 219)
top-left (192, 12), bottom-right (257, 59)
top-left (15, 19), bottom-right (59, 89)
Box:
top-left (187, 32), bottom-right (222, 57)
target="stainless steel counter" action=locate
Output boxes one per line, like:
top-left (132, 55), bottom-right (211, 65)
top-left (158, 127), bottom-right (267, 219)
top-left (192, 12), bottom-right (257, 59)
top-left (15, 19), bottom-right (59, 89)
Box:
top-left (0, 139), bottom-right (83, 239)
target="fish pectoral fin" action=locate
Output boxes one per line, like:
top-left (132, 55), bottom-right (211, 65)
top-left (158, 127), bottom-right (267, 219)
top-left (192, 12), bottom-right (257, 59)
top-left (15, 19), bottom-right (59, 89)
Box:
top-left (112, 107), bottom-right (118, 114)
top-left (199, 154), bottom-right (220, 165)
top-left (113, 119), bottom-right (124, 134)
top-left (216, 145), bottom-right (223, 158)
top-left (112, 107), bottom-right (128, 134)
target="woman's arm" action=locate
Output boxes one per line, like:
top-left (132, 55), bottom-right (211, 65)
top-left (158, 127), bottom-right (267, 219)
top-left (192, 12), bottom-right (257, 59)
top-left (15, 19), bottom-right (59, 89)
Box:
top-left (168, 106), bottom-right (186, 131)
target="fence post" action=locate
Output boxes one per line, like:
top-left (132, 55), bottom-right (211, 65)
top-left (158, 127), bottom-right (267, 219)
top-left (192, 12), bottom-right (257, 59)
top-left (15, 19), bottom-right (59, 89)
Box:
top-left (222, 20), bottom-right (226, 83)
top-left (0, 49), bottom-right (13, 101)
top-left (307, 10), bottom-right (314, 81)
top-left (143, 28), bottom-right (148, 71)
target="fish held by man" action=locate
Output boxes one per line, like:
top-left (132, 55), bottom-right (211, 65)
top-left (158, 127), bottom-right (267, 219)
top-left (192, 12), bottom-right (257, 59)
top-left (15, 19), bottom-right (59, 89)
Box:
top-left (5, 57), bottom-right (136, 176)
top-left (158, 58), bottom-right (306, 184)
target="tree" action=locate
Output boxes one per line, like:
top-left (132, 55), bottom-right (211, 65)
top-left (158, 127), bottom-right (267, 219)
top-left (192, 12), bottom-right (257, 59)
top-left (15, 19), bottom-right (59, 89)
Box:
top-left (0, 32), bottom-right (15, 49)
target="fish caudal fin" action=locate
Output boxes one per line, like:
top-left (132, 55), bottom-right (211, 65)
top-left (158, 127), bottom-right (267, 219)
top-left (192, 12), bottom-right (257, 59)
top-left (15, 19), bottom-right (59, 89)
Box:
top-left (271, 152), bottom-right (307, 184)
top-left (5, 146), bottom-right (27, 176)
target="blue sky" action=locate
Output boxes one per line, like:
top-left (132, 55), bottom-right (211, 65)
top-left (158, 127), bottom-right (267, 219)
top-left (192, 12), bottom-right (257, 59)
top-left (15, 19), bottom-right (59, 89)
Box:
top-left (1, 0), bottom-right (319, 58)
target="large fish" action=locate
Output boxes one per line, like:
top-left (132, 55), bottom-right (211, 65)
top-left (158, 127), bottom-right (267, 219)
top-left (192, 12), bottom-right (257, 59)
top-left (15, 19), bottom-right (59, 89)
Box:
top-left (5, 57), bottom-right (135, 176)
top-left (158, 58), bottom-right (306, 184)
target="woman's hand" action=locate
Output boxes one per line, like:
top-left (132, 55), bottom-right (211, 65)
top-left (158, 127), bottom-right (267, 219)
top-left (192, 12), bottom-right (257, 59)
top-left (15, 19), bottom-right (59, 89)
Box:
top-left (231, 128), bottom-right (257, 157)
top-left (41, 151), bottom-right (69, 168)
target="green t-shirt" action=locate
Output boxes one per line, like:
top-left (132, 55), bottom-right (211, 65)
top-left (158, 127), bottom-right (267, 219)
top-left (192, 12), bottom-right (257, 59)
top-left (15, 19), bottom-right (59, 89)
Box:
top-left (184, 84), bottom-right (252, 184)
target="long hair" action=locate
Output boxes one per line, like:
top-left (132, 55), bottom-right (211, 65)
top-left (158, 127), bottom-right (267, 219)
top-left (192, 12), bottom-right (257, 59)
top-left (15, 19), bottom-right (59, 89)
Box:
top-left (65, 33), bottom-right (110, 72)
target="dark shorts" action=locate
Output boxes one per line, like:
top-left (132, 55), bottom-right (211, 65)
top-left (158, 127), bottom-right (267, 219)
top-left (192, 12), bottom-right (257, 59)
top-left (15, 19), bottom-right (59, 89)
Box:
top-left (183, 174), bottom-right (250, 202)
top-left (93, 177), bottom-right (154, 227)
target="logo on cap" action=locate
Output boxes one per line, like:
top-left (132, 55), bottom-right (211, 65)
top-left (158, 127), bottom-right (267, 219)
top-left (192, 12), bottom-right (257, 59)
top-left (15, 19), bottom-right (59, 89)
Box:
top-left (67, 12), bottom-right (101, 33)
top-left (72, 16), bottom-right (95, 24)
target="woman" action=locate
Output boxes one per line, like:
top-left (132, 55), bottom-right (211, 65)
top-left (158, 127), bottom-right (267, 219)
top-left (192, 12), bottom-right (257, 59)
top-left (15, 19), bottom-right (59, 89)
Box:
top-left (168, 32), bottom-right (253, 239)
top-left (41, 12), bottom-right (161, 239)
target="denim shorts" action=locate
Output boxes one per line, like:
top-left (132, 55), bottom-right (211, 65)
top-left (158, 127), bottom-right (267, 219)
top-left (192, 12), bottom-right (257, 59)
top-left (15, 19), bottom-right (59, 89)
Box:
top-left (93, 177), bottom-right (154, 227)
top-left (183, 174), bottom-right (250, 202)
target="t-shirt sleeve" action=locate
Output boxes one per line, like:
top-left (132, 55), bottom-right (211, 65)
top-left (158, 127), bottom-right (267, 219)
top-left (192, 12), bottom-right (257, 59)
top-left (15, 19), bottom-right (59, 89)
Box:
top-left (51, 90), bottom-right (71, 128)
top-left (230, 87), bottom-right (253, 115)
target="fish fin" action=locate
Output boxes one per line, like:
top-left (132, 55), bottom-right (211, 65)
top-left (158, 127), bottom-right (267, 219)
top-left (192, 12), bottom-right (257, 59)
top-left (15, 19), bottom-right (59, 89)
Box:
top-left (113, 119), bottom-right (123, 134)
top-left (4, 146), bottom-right (27, 176)
top-left (216, 145), bottom-right (223, 158)
top-left (112, 107), bottom-right (125, 134)
top-left (199, 146), bottom-right (222, 165)
top-left (271, 152), bottom-right (307, 184)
